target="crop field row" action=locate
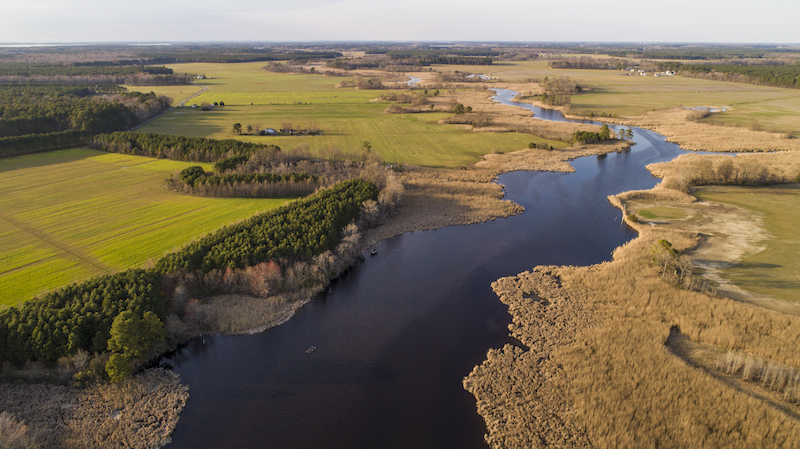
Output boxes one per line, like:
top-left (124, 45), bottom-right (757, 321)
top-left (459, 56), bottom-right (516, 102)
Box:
top-left (0, 148), bottom-right (289, 305)
top-left (136, 62), bottom-right (565, 168)
top-left (694, 184), bottom-right (800, 303)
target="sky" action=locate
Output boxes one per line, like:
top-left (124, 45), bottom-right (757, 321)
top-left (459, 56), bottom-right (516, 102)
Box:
top-left (1, 0), bottom-right (798, 44)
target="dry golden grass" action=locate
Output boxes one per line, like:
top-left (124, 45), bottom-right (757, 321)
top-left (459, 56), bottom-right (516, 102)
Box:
top-left (467, 181), bottom-right (800, 447)
top-left (667, 330), bottom-right (800, 419)
top-left (450, 88), bottom-right (606, 142)
top-left (0, 369), bottom-right (188, 449)
top-left (648, 151), bottom-right (800, 186)
top-left (613, 108), bottom-right (800, 152)
top-left (475, 140), bottom-right (631, 174)
top-left (199, 294), bottom-right (306, 335)
top-left (363, 167), bottom-right (523, 245)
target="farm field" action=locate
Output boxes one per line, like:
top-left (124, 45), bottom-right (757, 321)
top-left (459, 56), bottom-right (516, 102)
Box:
top-left (444, 60), bottom-right (800, 136)
top-left (0, 148), bottom-right (290, 306)
top-left (136, 62), bottom-right (566, 168)
top-left (693, 184), bottom-right (800, 304)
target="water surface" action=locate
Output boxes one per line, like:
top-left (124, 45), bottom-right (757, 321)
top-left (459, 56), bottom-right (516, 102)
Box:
top-left (164, 90), bottom-right (690, 449)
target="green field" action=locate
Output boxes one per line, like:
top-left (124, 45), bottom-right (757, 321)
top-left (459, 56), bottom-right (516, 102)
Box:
top-left (0, 148), bottom-right (290, 305)
top-left (637, 206), bottom-right (689, 220)
top-left (136, 62), bottom-right (565, 168)
top-left (444, 60), bottom-right (800, 137)
top-left (694, 185), bottom-right (800, 303)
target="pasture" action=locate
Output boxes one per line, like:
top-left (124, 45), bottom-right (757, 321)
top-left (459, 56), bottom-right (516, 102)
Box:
top-left (442, 60), bottom-right (800, 136)
top-left (694, 184), bottom-right (800, 304)
top-left (135, 62), bottom-right (565, 168)
top-left (0, 148), bottom-right (289, 305)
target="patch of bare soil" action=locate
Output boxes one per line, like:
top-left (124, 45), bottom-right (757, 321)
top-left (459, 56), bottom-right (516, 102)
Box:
top-left (0, 369), bottom-right (188, 449)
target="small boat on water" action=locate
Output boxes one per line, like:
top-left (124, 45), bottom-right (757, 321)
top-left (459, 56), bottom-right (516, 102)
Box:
top-left (370, 249), bottom-right (377, 256)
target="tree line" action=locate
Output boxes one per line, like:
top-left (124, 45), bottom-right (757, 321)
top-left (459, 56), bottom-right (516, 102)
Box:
top-left (174, 166), bottom-right (322, 198)
top-left (90, 131), bottom-right (276, 162)
top-left (0, 63), bottom-right (174, 77)
top-left (659, 63), bottom-right (800, 89)
top-left (0, 178), bottom-right (379, 382)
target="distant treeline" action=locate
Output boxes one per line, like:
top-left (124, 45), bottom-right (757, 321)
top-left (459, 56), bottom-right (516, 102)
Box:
top-left (655, 63), bottom-right (800, 89)
top-left (549, 58), bottom-right (628, 70)
top-left (91, 132), bottom-right (275, 162)
top-left (571, 45), bottom-right (792, 60)
top-left (326, 49), bottom-right (496, 71)
top-left (0, 178), bottom-right (378, 377)
top-left (141, 51), bottom-right (343, 64)
top-left (0, 63), bottom-right (173, 77)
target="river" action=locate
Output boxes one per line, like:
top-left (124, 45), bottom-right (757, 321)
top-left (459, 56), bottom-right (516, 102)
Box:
top-left (163, 89), bottom-right (691, 448)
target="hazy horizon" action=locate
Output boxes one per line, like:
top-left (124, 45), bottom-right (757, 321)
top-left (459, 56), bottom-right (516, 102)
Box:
top-left (2, 0), bottom-right (798, 45)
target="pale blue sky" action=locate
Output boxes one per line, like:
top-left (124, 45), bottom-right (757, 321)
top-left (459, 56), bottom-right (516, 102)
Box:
top-left (1, 0), bottom-right (797, 44)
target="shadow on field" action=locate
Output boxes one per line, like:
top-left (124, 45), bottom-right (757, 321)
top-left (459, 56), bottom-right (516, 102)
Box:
top-left (0, 148), bottom-right (97, 174)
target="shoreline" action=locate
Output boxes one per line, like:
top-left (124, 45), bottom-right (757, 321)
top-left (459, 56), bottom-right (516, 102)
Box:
top-left (466, 168), bottom-right (800, 447)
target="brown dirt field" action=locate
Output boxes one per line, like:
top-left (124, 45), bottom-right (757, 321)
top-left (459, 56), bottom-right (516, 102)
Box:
top-left (0, 369), bottom-right (188, 449)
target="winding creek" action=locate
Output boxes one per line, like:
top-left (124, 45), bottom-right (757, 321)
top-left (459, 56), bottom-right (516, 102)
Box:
top-left (163, 89), bottom-right (694, 448)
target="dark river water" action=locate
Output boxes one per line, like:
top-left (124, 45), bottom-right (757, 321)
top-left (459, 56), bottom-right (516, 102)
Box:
top-left (163, 89), bottom-right (690, 448)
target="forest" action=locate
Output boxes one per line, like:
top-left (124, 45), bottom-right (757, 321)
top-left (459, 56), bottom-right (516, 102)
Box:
top-left (0, 89), bottom-right (171, 157)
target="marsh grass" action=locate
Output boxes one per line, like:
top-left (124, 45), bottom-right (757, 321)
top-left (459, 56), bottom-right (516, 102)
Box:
top-left (0, 368), bottom-right (188, 449)
top-left (469, 177), bottom-right (800, 447)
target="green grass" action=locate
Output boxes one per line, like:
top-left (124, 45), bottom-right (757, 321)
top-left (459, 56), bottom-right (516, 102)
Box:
top-left (136, 62), bottom-right (566, 168)
top-left (0, 148), bottom-right (290, 306)
top-left (637, 206), bottom-right (689, 220)
top-left (454, 60), bottom-right (800, 136)
top-left (694, 185), bottom-right (800, 303)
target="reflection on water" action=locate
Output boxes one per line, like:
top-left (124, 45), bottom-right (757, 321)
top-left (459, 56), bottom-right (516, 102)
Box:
top-left (164, 90), bottom-right (690, 449)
